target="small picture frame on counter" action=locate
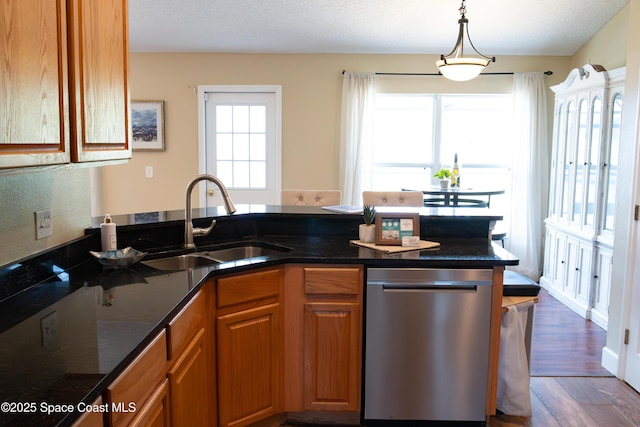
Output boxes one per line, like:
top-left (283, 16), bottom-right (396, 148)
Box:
top-left (131, 100), bottom-right (165, 151)
top-left (375, 213), bottom-right (420, 246)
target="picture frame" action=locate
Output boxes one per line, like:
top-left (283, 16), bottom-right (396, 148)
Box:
top-left (375, 213), bottom-right (420, 246)
top-left (131, 100), bottom-right (165, 151)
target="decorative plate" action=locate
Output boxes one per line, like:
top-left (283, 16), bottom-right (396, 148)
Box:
top-left (90, 247), bottom-right (147, 268)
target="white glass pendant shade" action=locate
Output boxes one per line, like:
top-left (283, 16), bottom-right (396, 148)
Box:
top-left (436, 57), bottom-right (490, 81)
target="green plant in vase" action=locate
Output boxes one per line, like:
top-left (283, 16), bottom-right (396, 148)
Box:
top-left (434, 168), bottom-right (452, 189)
top-left (359, 205), bottom-right (376, 243)
top-left (363, 204), bottom-right (376, 225)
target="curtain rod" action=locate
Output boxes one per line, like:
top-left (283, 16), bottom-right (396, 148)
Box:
top-left (341, 70), bottom-right (553, 76)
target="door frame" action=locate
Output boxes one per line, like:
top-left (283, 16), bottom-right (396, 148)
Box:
top-left (197, 85), bottom-right (282, 206)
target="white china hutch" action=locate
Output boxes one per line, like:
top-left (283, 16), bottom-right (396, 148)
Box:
top-left (540, 64), bottom-right (625, 330)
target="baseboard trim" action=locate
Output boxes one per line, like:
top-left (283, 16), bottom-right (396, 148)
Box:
top-left (602, 346), bottom-right (618, 376)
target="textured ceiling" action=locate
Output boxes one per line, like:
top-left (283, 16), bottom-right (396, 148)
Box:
top-left (128, 0), bottom-right (629, 56)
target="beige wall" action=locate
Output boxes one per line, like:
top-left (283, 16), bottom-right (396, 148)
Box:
top-left (100, 53), bottom-right (572, 215)
top-left (0, 168), bottom-right (92, 266)
top-left (0, 6), bottom-right (630, 268)
top-left (572, 3), bottom-right (629, 70)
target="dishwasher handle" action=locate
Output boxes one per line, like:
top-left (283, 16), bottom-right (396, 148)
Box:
top-left (381, 283), bottom-right (481, 292)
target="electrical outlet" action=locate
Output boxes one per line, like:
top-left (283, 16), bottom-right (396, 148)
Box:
top-left (41, 311), bottom-right (57, 347)
top-left (35, 209), bottom-right (52, 240)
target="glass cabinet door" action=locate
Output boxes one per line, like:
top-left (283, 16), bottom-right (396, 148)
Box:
top-left (571, 99), bottom-right (588, 225)
top-left (584, 97), bottom-right (602, 229)
top-left (550, 102), bottom-right (566, 218)
top-left (602, 92), bottom-right (623, 234)
top-left (560, 101), bottom-right (576, 222)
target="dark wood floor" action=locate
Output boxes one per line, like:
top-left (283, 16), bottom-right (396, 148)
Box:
top-left (270, 288), bottom-right (640, 427)
top-left (530, 289), bottom-right (611, 377)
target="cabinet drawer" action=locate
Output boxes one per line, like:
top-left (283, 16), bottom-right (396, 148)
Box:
top-left (167, 290), bottom-right (205, 360)
top-left (218, 268), bottom-right (281, 309)
top-left (106, 331), bottom-right (167, 427)
top-left (304, 267), bottom-right (361, 295)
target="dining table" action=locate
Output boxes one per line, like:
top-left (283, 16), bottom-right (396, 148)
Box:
top-left (403, 187), bottom-right (505, 208)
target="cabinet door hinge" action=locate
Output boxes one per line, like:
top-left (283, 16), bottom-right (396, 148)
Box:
top-left (635, 205), bottom-right (639, 221)
top-left (624, 328), bottom-right (630, 345)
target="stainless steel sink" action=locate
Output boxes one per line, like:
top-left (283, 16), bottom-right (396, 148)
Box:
top-left (141, 254), bottom-right (221, 271)
top-left (197, 244), bottom-right (290, 263)
top-left (141, 242), bottom-right (291, 271)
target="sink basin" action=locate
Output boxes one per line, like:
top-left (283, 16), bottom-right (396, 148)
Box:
top-left (141, 242), bottom-right (291, 271)
top-left (141, 254), bottom-right (220, 271)
top-left (197, 244), bottom-right (290, 263)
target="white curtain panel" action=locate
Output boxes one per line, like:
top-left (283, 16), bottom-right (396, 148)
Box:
top-left (508, 73), bottom-right (549, 281)
top-left (339, 72), bottom-right (376, 206)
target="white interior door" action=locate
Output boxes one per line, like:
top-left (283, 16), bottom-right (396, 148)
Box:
top-left (199, 86), bottom-right (281, 206)
top-left (625, 241), bottom-right (640, 392)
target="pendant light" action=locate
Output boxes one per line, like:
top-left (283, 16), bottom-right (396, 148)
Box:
top-left (436, 0), bottom-right (495, 81)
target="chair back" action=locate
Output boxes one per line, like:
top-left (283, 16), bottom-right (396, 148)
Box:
top-left (362, 191), bottom-right (423, 207)
top-left (281, 189), bottom-right (341, 206)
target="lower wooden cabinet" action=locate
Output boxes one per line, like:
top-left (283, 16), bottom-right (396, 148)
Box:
top-left (97, 264), bottom-right (365, 427)
top-left (303, 301), bottom-right (361, 411)
top-left (167, 329), bottom-right (208, 426)
top-left (105, 331), bottom-right (167, 427)
top-left (216, 268), bottom-right (283, 427)
top-left (103, 284), bottom-right (215, 427)
top-left (166, 285), bottom-right (214, 427)
top-left (284, 265), bottom-right (363, 415)
top-left (128, 379), bottom-right (170, 427)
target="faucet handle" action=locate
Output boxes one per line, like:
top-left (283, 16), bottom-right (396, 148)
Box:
top-left (193, 219), bottom-right (217, 237)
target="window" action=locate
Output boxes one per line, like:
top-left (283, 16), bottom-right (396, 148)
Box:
top-left (372, 93), bottom-right (513, 222)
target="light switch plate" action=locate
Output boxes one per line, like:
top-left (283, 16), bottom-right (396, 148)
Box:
top-left (35, 209), bottom-right (52, 240)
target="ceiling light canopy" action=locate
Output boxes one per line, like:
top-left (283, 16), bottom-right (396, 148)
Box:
top-left (436, 0), bottom-right (496, 81)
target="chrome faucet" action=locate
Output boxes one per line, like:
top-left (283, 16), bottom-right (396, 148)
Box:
top-left (184, 174), bottom-right (236, 249)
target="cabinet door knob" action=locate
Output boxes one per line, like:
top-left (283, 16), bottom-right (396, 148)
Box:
top-left (207, 189), bottom-right (214, 196)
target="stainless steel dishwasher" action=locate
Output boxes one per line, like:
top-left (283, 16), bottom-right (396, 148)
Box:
top-left (364, 268), bottom-right (493, 425)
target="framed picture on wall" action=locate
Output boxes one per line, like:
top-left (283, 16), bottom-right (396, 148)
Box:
top-left (131, 100), bottom-right (165, 151)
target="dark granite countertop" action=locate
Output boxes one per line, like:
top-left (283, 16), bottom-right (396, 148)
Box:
top-left (0, 206), bottom-right (517, 426)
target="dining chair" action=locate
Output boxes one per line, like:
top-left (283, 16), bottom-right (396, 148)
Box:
top-left (281, 189), bottom-right (341, 206)
top-left (362, 191), bottom-right (424, 207)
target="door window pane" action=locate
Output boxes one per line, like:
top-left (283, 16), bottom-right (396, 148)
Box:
top-left (215, 104), bottom-right (267, 189)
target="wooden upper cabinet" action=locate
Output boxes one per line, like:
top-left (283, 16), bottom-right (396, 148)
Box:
top-left (0, 0), bottom-right (131, 170)
top-left (0, 0), bottom-right (71, 168)
top-left (67, 0), bottom-right (131, 162)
